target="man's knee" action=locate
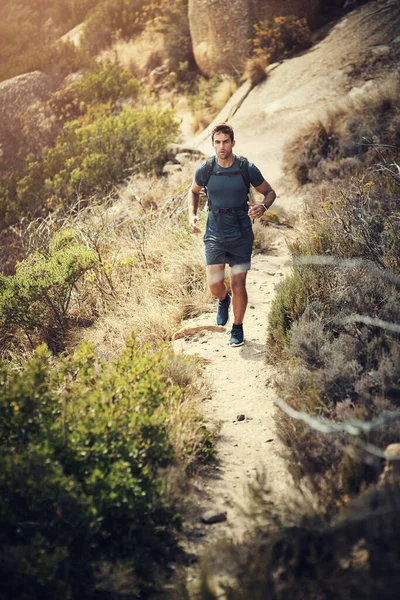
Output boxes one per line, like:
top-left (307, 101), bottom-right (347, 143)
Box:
top-left (206, 265), bottom-right (225, 287)
top-left (231, 276), bottom-right (247, 294)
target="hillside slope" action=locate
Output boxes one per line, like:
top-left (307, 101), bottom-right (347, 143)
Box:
top-left (186, 0), bottom-right (400, 210)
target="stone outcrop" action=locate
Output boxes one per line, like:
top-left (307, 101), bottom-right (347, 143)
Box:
top-left (0, 71), bottom-right (55, 172)
top-left (188, 0), bottom-right (321, 77)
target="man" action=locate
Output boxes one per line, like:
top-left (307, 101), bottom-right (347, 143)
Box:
top-left (188, 123), bottom-right (276, 347)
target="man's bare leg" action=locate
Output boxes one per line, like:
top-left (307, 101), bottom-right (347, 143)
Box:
top-left (230, 270), bottom-right (248, 325)
top-left (206, 264), bottom-right (227, 300)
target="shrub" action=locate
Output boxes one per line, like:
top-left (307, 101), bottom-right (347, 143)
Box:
top-left (16, 106), bottom-right (178, 214)
top-left (211, 76), bottom-right (238, 110)
top-left (266, 268), bottom-right (308, 361)
top-left (251, 15), bottom-right (312, 66)
top-left (267, 169), bottom-right (400, 508)
top-left (0, 229), bottom-right (97, 353)
top-left (43, 39), bottom-right (94, 79)
top-left (151, 0), bottom-right (195, 74)
top-left (185, 479), bottom-right (400, 600)
top-left (285, 78), bottom-right (400, 185)
top-left (242, 56), bottom-right (268, 85)
top-left (48, 60), bottom-right (142, 124)
top-left (0, 336), bottom-right (209, 598)
top-left (186, 74), bottom-right (236, 132)
top-left (81, 0), bottom-right (162, 54)
top-left (0, 15), bottom-right (93, 83)
top-left (52, 0), bottom-right (100, 27)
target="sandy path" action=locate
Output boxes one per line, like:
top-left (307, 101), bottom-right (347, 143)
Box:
top-left (173, 229), bottom-right (295, 549)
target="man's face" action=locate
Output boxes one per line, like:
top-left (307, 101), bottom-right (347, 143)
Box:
top-left (212, 131), bottom-right (235, 160)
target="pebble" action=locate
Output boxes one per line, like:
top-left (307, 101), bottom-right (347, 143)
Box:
top-left (201, 509), bottom-right (227, 525)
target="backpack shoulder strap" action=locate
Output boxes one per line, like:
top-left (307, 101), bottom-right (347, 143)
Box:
top-left (203, 155), bottom-right (250, 190)
top-left (238, 156), bottom-right (250, 190)
top-left (203, 156), bottom-right (215, 188)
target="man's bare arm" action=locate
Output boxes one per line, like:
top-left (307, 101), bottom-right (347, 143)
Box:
top-left (255, 179), bottom-right (276, 210)
top-left (188, 180), bottom-right (203, 233)
top-left (248, 179), bottom-right (277, 219)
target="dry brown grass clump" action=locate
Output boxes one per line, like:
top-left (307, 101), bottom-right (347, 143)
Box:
top-left (61, 165), bottom-right (211, 356)
top-left (98, 29), bottom-right (166, 78)
top-left (252, 221), bottom-right (277, 255)
top-left (284, 77), bottom-right (400, 185)
top-left (9, 161), bottom-right (211, 361)
top-left (212, 76), bottom-right (238, 110)
top-left (242, 56), bottom-right (268, 85)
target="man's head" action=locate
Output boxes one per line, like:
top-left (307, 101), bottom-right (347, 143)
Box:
top-left (212, 123), bottom-right (235, 161)
top-left (211, 123), bottom-right (234, 143)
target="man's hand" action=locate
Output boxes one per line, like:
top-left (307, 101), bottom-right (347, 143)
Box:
top-left (189, 214), bottom-right (201, 233)
top-left (188, 181), bottom-right (202, 233)
top-left (247, 201), bottom-right (265, 219)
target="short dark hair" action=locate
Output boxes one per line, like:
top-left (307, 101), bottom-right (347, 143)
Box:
top-left (211, 123), bottom-right (234, 142)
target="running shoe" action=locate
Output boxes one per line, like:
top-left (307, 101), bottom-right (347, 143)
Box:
top-left (229, 324), bottom-right (244, 347)
top-left (216, 293), bottom-right (231, 326)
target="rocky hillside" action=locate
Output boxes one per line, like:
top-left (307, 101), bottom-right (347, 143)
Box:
top-left (186, 0), bottom-right (400, 211)
top-left (188, 0), bottom-right (321, 76)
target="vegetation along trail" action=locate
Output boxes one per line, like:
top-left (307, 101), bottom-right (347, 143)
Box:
top-left (1, 1), bottom-right (399, 596)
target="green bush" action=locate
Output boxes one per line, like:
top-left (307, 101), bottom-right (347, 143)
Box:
top-left (267, 268), bottom-right (308, 361)
top-left (0, 9), bottom-right (93, 83)
top-left (252, 15), bottom-right (312, 65)
top-left (82, 0), bottom-right (161, 54)
top-left (16, 106), bottom-right (178, 214)
top-left (0, 337), bottom-right (193, 597)
top-left (49, 61), bottom-right (142, 124)
top-left (268, 171), bottom-right (400, 508)
top-left (0, 229), bottom-right (97, 352)
top-left (44, 39), bottom-right (94, 79)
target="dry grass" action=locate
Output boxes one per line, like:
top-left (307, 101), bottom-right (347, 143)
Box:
top-left (53, 165), bottom-right (218, 491)
top-left (252, 221), bottom-right (277, 255)
top-left (242, 56), bottom-right (268, 85)
top-left (98, 29), bottom-right (166, 77)
top-left (284, 76), bottom-right (400, 186)
top-left (61, 162), bottom-right (211, 358)
top-left (190, 108), bottom-right (215, 135)
top-left (211, 76), bottom-right (238, 110)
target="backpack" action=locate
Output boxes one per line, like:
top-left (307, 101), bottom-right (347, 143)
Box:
top-left (202, 155), bottom-right (251, 192)
top-left (202, 155), bottom-right (252, 242)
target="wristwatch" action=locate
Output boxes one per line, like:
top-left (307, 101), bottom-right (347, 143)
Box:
top-left (261, 203), bottom-right (268, 211)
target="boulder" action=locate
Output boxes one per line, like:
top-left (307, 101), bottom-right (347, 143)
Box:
top-left (188, 0), bottom-right (321, 77)
top-left (0, 71), bottom-right (56, 171)
top-left (378, 444), bottom-right (400, 487)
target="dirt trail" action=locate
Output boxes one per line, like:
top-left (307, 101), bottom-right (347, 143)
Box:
top-left (173, 231), bottom-right (294, 543)
top-left (172, 0), bottom-right (399, 569)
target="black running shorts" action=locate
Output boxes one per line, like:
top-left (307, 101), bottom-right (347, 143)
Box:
top-left (204, 232), bottom-right (254, 269)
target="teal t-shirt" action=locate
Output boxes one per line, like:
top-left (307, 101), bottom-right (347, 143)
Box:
top-left (195, 155), bottom-right (264, 241)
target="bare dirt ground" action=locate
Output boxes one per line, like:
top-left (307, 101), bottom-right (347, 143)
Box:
top-left (173, 232), bottom-right (295, 538)
top-left (171, 0), bottom-right (400, 577)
